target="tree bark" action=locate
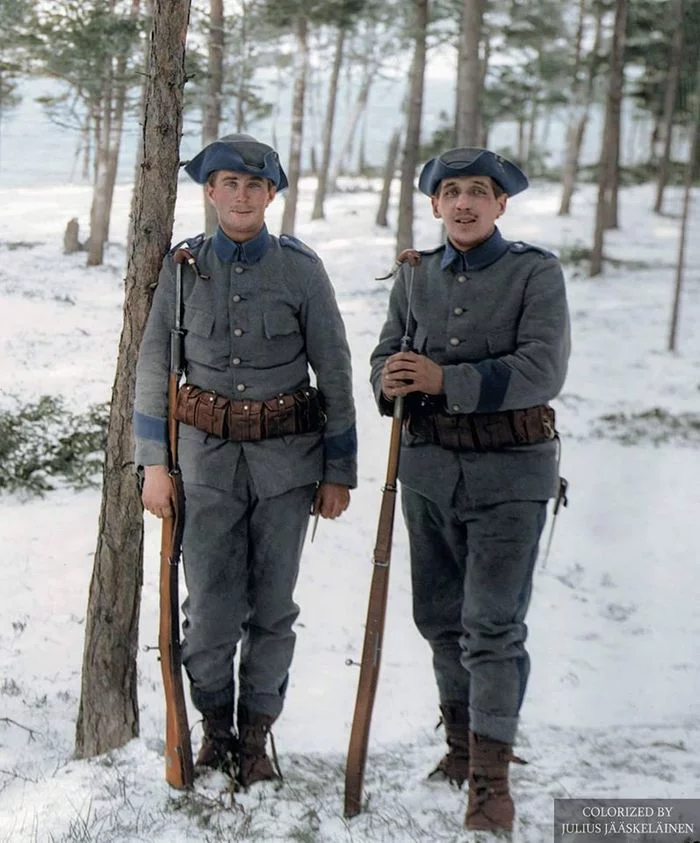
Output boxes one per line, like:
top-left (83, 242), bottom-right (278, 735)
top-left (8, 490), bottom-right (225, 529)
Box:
top-left (75, 0), bottom-right (192, 759)
top-left (311, 26), bottom-right (346, 220)
top-left (376, 126), bottom-right (402, 227)
top-left (455, 0), bottom-right (483, 146)
top-left (202, 0), bottom-right (224, 235)
top-left (328, 64), bottom-right (374, 193)
top-left (654, 0), bottom-right (684, 214)
top-left (87, 50), bottom-right (114, 267)
top-left (590, 0), bottom-right (627, 276)
top-left (559, 0), bottom-right (602, 216)
top-left (668, 53), bottom-right (700, 352)
top-left (604, 0), bottom-right (627, 231)
top-left (87, 0), bottom-right (141, 265)
top-left (281, 15), bottom-right (309, 236)
top-left (397, 0), bottom-right (428, 254)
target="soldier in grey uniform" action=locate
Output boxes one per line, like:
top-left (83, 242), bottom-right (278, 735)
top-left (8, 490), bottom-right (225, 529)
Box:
top-left (370, 148), bottom-right (570, 832)
top-left (134, 134), bottom-right (357, 787)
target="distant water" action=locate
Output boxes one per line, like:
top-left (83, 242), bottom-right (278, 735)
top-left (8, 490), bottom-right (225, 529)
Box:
top-left (1, 74), bottom-right (641, 190)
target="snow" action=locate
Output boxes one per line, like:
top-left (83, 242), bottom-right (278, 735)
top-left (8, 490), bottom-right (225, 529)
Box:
top-left (0, 175), bottom-right (699, 842)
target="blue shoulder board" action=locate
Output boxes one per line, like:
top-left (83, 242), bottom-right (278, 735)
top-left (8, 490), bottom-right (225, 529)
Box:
top-left (279, 234), bottom-right (318, 262)
top-left (170, 232), bottom-right (206, 255)
top-left (420, 245), bottom-right (445, 256)
top-left (509, 241), bottom-right (557, 259)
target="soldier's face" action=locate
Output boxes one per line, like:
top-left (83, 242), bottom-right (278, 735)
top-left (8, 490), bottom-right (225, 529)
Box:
top-left (206, 170), bottom-right (276, 242)
top-left (431, 176), bottom-right (507, 251)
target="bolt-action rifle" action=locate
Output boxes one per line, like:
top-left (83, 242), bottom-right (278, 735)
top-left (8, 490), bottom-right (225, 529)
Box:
top-left (344, 257), bottom-right (418, 818)
top-left (158, 247), bottom-right (196, 789)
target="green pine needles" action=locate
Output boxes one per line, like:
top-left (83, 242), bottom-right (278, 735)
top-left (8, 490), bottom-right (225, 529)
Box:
top-left (0, 394), bottom-right (109, 496)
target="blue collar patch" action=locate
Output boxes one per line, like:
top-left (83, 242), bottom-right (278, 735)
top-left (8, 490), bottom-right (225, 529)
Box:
top-left (441, 227), bottom-right (510, 272)
top-left (213, 224), bottom-right (271, 264)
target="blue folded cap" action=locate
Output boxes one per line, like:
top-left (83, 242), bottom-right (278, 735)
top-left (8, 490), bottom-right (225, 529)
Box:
top-left (418, 147), bottom-right (528, 197)
top-left (184, 133), bottom-right (288, 190)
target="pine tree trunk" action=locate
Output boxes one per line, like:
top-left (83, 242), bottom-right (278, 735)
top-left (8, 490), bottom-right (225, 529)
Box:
top-left (311, 26), bottom-right (346, 221)
top-left (75, 0), bottom-right (192, 760)
top-left (87, 63), bottom-right (114, 267)
top-left (376, 126), bottom-right (402, 227)
top-left (328, 66), bottom-right (373, 194)
top-left (281, 15), bottom-right (308, 236)
top-left (590, 0), bottom-right (627, 276)
top-left (202, 0), bottom-right (224, 235)
top-left (558, 0), bottom-right (600, 216)
top-left (102, 28), bottom-right (137, 245)
top-left (604, 0), bottom-right (627, 231)
top-left (397, 0), bottom-right (428, 254)
top-left (654, 0), bottom-right (684, 214)
top-left (526, 96), bottom-right (538, 170)
top-left (455, 0), bottom-right (483, 146)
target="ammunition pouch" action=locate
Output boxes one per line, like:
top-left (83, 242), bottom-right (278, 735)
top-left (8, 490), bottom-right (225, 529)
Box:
top-left (407, 401), bottom-right (556, 451)
top-left (174, 383), bottom-right (326, 442)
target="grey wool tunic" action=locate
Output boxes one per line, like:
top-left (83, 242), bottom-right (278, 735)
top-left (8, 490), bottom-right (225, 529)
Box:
top-left (134, 226), bottom-right (357, 498)
top-left (369, 229), bottom-right (570, 510)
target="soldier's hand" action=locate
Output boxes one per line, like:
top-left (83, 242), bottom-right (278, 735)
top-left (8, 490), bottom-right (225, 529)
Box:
top-left (312, 482), bottom-right (350, 520)
top-left (382, 351), bottom-right (444, 398)
top-left (142, 464), bottom-right (174, 520)
top-left (396, 248), bottom-right (422, 266)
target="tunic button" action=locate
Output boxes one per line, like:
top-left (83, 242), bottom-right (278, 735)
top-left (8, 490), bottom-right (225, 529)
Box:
top-left (232, 357), bottom-right (241, 365)
top-left (234, 266), bottom-right (244, 274)
top-left (233, 328), bottom-right (243, 337)
top-left (452, 404), bottom-right (461, 412)
top-left (236, 384), bottom-right (246, 392)
top-left (457, 274), bottom-right (467, 283)
top-left (449, 337), bottom-right (460, 346)
top-left (232, 294), bottom-right (241, 303)
top-left (453, 307), bottom-right (464, 316)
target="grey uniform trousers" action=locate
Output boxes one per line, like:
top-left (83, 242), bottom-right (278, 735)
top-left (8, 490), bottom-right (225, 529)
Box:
top-left (402, 483), bottom-right (546, 744)
top-left (180, 453), bottom-right (316, 718)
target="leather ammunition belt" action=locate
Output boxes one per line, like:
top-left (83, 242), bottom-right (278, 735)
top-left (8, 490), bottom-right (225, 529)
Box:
top-left (174, 383), bottom-right (325, 442)
top-left (407, 404), bottom-right (556, 451)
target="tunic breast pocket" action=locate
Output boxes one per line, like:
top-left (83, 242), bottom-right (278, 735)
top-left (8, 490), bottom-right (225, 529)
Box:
top-left (486, 322), bottom-right (518, 356)
top-left (183, 307), bottom-right (230, 371)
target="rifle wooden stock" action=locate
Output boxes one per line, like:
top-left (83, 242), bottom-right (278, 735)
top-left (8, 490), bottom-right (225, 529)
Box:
top-left (344, 396), bottom-right (404, 818)
top-left (158, 369), bottom-right (194, 789)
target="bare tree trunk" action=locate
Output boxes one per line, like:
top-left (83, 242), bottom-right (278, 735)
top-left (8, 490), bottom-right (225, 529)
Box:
top-left (654, 0), bottom-right (684, 214)
top-left (668, 54), bottom-right (700, 352)
top-left (397, 0), bottom-right (429, 254)
top-left (103, 0), bottom-right (141, 242)
top-left (376, 126), bottom-right (402, 227)
top-left (516, 117), bottom-right (526, 163)
top-left (87, 0), bottom-right (140, 264)
top-left (311, 26), bottom-right (346, 220)
top-left (328, 66), bottom-right (373, 193)
top-left (559, 0), bottom-right (602, 216)
top-left (604, 1), bottom-right (627, 231)
top-left (75, 0), bottom-right (192, 759)
top-left (526, 96), bottom-right (538, 170)
top-left (281, 15), bottom-right (308, 236)
top-left (132, 0), bottom-right (154, 189)
top-left (82, 115), bottom-right (92, 181)
top-left (202, 0), bottom-right (224, 235)
top-left (87, 54), bottom-right (114, 267)
top-left (455, 0), bottom-right (483, 146)
top-left (590, 0), bottom-right (627, 276)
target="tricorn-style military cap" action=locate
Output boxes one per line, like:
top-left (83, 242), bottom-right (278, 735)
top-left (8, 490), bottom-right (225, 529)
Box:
top-left (418, 147), bottom-right (528, 197)
top-left (184, 133), bottom-right (288, 190)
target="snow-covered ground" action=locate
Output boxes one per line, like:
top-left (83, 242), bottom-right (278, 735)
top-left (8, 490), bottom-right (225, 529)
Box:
top-left (0, 176), bottom-right (699, 842)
